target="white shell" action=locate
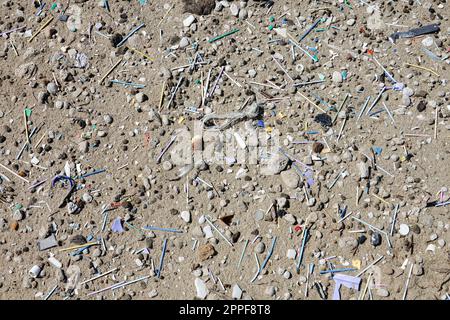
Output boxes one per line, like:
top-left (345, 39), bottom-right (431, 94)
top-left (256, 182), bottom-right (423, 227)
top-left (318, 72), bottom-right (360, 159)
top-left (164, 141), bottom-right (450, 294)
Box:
top-left (399, 224), bottom-right (410, 236)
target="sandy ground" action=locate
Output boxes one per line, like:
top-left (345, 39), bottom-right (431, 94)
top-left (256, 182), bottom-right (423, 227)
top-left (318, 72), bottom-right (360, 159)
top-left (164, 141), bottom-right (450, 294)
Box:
top-left (0, 0), bottom-right (449, 300)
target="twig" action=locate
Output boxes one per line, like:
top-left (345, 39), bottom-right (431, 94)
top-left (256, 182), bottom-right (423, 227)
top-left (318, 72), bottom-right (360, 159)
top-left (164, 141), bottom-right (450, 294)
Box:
top-left (404, 63), bottom-right (439, 77)
top-left (356, 255), bottom-right (384, 277)
top-left (80, 268), bottom-right (118, 285)
top-left (99, 58), bottom-right (123, 85)
top-left (250, 253), bottom-right (260, 283)
top-left (297, 91), bottom-right (326, 113)
top-left (402, 263), bottom-right (414, 300)
top-left (434, 107), bottom-right (439, 140)
top-left (0, 163), bottom-right (30, 183)
top-left (158, 81), bottom-right (166, 111)
top-left (205, 216), bottom-right (233, 247)
top-left (272, 55), bottom-right (294, 82)
top-left (28, 16), bottom-right (53, 42)
top-left (237, 240), bottom-right (249, 268)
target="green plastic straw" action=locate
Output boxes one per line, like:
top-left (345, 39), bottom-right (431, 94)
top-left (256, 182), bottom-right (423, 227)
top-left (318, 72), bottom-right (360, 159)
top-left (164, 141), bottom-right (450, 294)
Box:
top-left (208, 28), bottom-right (240, 43)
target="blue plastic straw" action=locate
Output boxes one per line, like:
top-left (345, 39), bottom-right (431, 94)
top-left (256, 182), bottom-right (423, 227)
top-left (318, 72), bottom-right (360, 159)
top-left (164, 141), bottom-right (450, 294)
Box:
top-left (259, 236), bottom-right (277, 273)
top-left (319, 268), bottom-right (356, 275)
top-left (143, 226), bottom-right (184, 233)
top-left (156, 239), bottom-right (168, 278)
top-left (296, 227), bottom-right (309, 272)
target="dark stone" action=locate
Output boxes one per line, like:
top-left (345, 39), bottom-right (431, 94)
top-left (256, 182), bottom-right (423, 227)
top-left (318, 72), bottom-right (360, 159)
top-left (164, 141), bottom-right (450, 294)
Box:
top-left (371, 232), bottom-right (382, 246)
top-left (182, 0), bottom-right (215, 16)
top-left (357, 235), bottom-right (367, 244)
top-left (70, 235), bottom-right (87, 245)
top-left (110, 33), bottom-right (123, 47)
top-left (312, 142), bottom-right (324, 153)
top-left (314, 113), bottom-right (332, 128)
top-left (416, 100), bottom-right (427, 112)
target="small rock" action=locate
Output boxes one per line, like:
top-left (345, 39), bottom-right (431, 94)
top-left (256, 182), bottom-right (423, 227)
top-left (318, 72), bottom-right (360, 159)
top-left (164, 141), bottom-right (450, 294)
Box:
top-left (312, 142), bottom-right (324, 153)
top-left (280, 169), bottom-right (299, 189)
top-left (179, 37), bottom-right (190, 49)
top-left (135, 92), bottom-right (148, 103)
top-left (376, 288), bottom-right (389, 297)
top-left (357, 161), bottom-right (369, 179)
top-left (183, 15), bottom-right (196, 27)
top-left (230, 3), bottom-right (239, 16)
top-left (421, 37), bottom-right (434, 47)
top-left (417, 100), bottom-right (427, 112)
top-left (260, 154), bottom-right (288, 175)
top-left (286, 249), bottom-right (297, 260)
top-left (232, 284), bottom-right (243, 299)
top-left (255, 242), bottom-right (266, 254)
top-left (371, 232), bottom-right (382, 246)
top-left (399, 224), bottom-right (409, 236)
top-left (412, 264), bottom-right (424, 276)
top-left (47, 82), bottom-right (58, 95)
top-left (265, 286), bottom-right (276, 296)
top-left (180, 211), bottom-right (191, 223)
top-left (148, 289), bottom-right (158, 298)
top-left (238, 8), bottom-right (248, 19)
top-left (332, 71), bottom-right (343, 83)
top-left (198, 243), bottom-right (216, 261)
top-left (78, 141), bottom-right (89, 153)
top-left (254, 209), bottom-right (264, 221)
top-left (195, 278), bottom-right (208, 299)
top-left (283, 214), bottom-right (296, 225)
top-left (426, 244), bottom-right (436, 253)
top-left (12, 208), bottom-right (24, 221)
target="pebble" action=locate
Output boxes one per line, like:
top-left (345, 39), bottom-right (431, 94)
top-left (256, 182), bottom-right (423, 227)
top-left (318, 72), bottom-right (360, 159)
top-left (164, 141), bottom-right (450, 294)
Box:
top-left (412, 264), bottom-right (424, 276)
top-left (283, 214), bottom-right (296, 225)
top-left (232, 284), bottom-right (243, 299)
top-left (47, 82), bottom-right (58, 95)
top-left (230, 3), bottom-right (240, 16)
top-left (248, 69), bottom-right (257, 78)
top-left (371, 233), bottom-right (382, 247)
top-left (12, 210), bottom-right (24, 221)
top-left (421, 37), bottom-right (434, 47)
top-left (265, 286), bottom-right (276, 297)
top-left (238, 8), bottom-right (248, 20)
top-left (180, 211), bottom-right (191, 223)
top-left (260, 154), bottom-right (288, 175)
top-left (179, 37), bottom-right (190, 49)
top-left (135, 92), bottom-right (148, 103)
top-left (357, 162), bottom-right (370, 179)
top-left (203, 225), bottom-right (214, 239)
top-left (195, 278), bottom-right (208, 299)
top-left (183, 15), bottom-right (196, 27)
top-left (280, 169), bottom-right (299, 189)
top-left (78, 141), bottom-right (89, 153)
top-left (254, 209), bottom-right (264, 221)
top-left (148, 289), bottom-right (158, 298)
top-left (255, 242), bottom-right (265, 254)
top-left (332, 71), bottom-right (343, 83)
top-left (399, 224), bottom-right (409, 236)
top-left (198, 243), bottom-right (216, 261)
top-left (286, 249), bottom-right (297, 260)
top-left (376, 288), bottom-right (389, 297)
